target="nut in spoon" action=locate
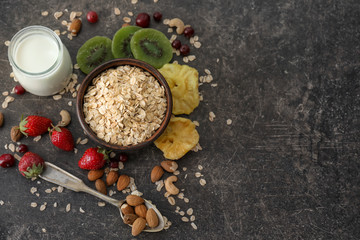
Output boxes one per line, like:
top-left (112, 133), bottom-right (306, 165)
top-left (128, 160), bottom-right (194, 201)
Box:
top-left (39, 161), bottom-right (165, 232)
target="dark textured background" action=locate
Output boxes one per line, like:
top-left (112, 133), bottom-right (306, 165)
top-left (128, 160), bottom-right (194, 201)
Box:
top-left (0, 0), bottom-right (359, 239)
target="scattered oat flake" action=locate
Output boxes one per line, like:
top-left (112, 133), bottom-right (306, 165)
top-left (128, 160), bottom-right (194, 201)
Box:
top-left (79, 138), bottom-right (88, 145)
top-left (74, 63), bottom-right (80, 69)
top-left (193, 121), bottom-right (199, 127)
top-left (30, 187), bottom-right (37, 194)
top-left (200, 179), bottom-right (207, 186)
top-left (45, 189), bottom-right (52, 193)
top-left (30, 202), bottom-right (37, 208)
top-left (114, 7), bottom-right (121, 15)
top-left (40, 204), bottom-right (46, 211)
top-left (74, 148), bottom-right (78, 154)
top-left (67, 34), bottom-right (73, 40)
top-left (53, 202), bottom-right (58, 207)
top-left (79, 207), bottom-right (85, 213)
top-left (5, 96), bottom-right (15, 103)
top-left (51, 187), bottom-right (57, 191)
top-left (57, 186), bottom-right (64, 193)
top-left (123, 17), bottom-right (131, 23)
top-left (211, 83), bottom-right (218, 87)
top-left (118, 161), bottom-right (124, 169)
top-left (61, 20), bottom-right (68, 26)
top-left (53, 95), bottom-right (62, 100)
top-left (195, 172), bottom-right (202, 178)
top-left (168, 196), bottom-right (176, 205)
top-left (5, 41), bottom-right (11, 47)
top-left (173, 170), bottom-right (180, 176)
top-left (8, 143), bottom-right (15, 152)
top-left (184, 198), bottom-right (189, 203)
top-left (76, 12), bottom-right (82, 17)
top-left (163, 19), bottom-right (170, 25)
top-left (179, 211), bottom-right (185, 216)
top-left (198, 165), bottom-right (203, 170)
top-left (204, 69), bottom-right (211, 75)
top-left (168, 28), bottom-right (173, 33)
top-left (191, 222), bottom-right (198, 230)
top-left (0, 200), bottom-right (4, 206)
top-left (14, 154), bottom-right (21, 161)
top-left (98, 202), bottom-right (106, 207)
top-left (35, 193), bottom-right (40, 197)
top-left (188, 55), bottom-right (196, 61)
top-left (33, 135), bottom-right (41, 142)
top-left (42, 228), bottom-right (46, 233)
top-left (183, 56), bottom-right (189, 63)
top-left (54, 30), bottom-right (60, 36)
top-left (70, 11), bottom-right (77, 21)
top-left (187, 208), bottom-right (193, 215)
top-left (183, 167), bottom-right (187, 171)
top-left (41, 11), bottom-right (49, 16)
top-left (154, 0), bottom-right (159, 2)
top-left (110, 152), bottom-right (116, 158)
top-left (61, 31), bottom-right (67, 35)
top-left (181, 216), bottom-right (189, 222)
top-left (131, 0), bottom-right (138, 4)
top-left (226, 119), bottom-right (233, 125)
top-left (66, 203), bottom-right (71, 212)
top-left (190, 215), bottom-right (196, 221)
top-left (54, 11), bottom-right (63, 19)
top-left (128, 11), bottom-right (133, 16)
top-left (209, 112), bottom-right (216, 122)
top-left (194, 42), bottom-right (202, 48)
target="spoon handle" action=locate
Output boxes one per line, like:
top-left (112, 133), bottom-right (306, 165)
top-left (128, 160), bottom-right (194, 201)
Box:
top-left (39, 161), bottom-right (123, 207)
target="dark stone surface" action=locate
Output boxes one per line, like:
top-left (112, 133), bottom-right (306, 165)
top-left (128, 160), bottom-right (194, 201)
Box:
top-left (0, 0), bottom-right (359, 239)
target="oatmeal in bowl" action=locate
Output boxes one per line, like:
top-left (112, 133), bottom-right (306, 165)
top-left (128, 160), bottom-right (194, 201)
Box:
top-left (76, 59), bottom-right (172, 151)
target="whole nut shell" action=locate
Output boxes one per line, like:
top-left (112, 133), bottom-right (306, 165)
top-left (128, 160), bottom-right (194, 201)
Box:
top-left (126, 195), bottom-right (144, 206)
top-left (146, 208), bottom-right (159, 228)
top-left (117, 174), bottom-right (130, 191)
top-left (95, 179), bottom-right (107, 195)
top-left (121, 203), bottom-right (134, 215)
top-left (10, 126), bottom-right (22, 142)
top-left (150, 165), bottom-right (164, 183)
top-left (131, 217), bottom-right (146, 236)
top-left (88, 169), bottom-right (104, 181)
top-left (123, 213), bottom-right (138, 225)
top-left (0, 112), bottom-right (4, 127)
top-left (106, 171), bottom-right (119, 186)
top-left (69, 18), bottom-right (82, 34)
top-left (134, 204), bottom-right (147, 218)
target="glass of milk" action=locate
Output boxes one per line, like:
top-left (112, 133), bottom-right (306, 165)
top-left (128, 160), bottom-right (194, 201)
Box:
top-left (8, 26), bottom-right (73, 96)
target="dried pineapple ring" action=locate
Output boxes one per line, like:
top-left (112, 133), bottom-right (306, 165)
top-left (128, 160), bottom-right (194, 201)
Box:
top-left (159, 63), bottom-right (199, 115)
top-left (154, 116), bottom-right (199, 160)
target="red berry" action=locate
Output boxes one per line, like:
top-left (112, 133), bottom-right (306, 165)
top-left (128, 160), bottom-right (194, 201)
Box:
top-left (180, 44), bottom-right (190, 56)
top-left (78, 147), bottom-right (108, 170)
top-left (171, 39), bottom-right (182, 49)
top-left (14, 85), bottom-right (25, 95)
top-left (119, 153), bottom-right (128, 162)
top-left (183, 27), bottom-right (195, 38)
top-left (110, 161), bottom-right (119, 168)
top-left (153, 12), bottom-right (162, 22)
top-left (19, 115), bottom-right (52, 137)
top-left (0, 154), bottom-right (15, 168)
top-left (18, 152), bottom-right (44, 178)
top-left (50, 127), bottom-right (74, 151)
top-left (136, 13), bottom-right (150, 28)
top-left (18, 144), bottom-right (28, 153)
top-left (87, 11), bottom-right (98, 23)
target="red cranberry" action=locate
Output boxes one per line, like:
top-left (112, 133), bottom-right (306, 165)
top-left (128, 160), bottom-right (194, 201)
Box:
top-left (180, 44), bottom-right (190, 56)
top-left (110, 161), bottom-right (119, 168)
top-left (183, 27), bottom-right (195, 38)
top-left (87, 11), bottom-right (98, 23)
top-left (14, 85), bottom-right (25, 95)
top-left (136, 13), bottom-right (150, 28)
top-left (18, 144), bottom-right (28, 153)
top-left (153, 12), bottom-right (162, 22)
top-left (119, 153), bottom-right (128, 162)
top-left (0, 154), bottom-right (15, 168)
top-left (171, 39), bottom-right (182, 49)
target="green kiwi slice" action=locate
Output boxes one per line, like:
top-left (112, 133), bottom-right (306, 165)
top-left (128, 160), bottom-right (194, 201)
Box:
top-left (130, 28), bottom-right (173, 69)
top-left (112, 26), bottom-right (141, 58)
top-left (76, 36), bottom-right (114, 74)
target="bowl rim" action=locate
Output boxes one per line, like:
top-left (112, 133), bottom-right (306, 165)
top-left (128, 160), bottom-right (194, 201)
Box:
top-left (76, 58), bottom-right (173, 151)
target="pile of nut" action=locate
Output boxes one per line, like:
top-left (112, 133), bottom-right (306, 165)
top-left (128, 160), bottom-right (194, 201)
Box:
top-left (121, 195), bottom-right (159, 236)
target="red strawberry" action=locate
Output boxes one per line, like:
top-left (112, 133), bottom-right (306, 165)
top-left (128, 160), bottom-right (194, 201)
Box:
top-left (50, 126), bottom-right (74, 151)
top-left (19, 115), bottom-right (52, 137)
top-left (78, 147), bottom-right (109, 170)
top-left (18, 152), bottom-right (45, 178)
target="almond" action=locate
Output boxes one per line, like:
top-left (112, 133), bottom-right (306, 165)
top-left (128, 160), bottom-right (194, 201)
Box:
top-left (0, 112), bottom-right (4, 127)
top-left (95, 179), bottom-right (107, 195)
top-left (69, 18), bottom-right (82, 34)
top-left (126, 195), bottom-right (144, 206)
top-left (161, 160), bottom-right (178, 173)
top-left (146, 208), bottom-right (159, 228)
top-left (117, 174), bottom-right (130, 191)
top-left (123, 213), bottom-right (138, 225)
top-left (10, 126), bottom-right (22, 142)
top-left (106, 171), bottom-right (119, 186)
top-left (134, 204), bottom-right (147, 218)
top-left (121, 203), bottom-right (134, 215)
top-left (131, 217), bottom-right (146, 236)
top-left (150, 165), bottom-right (164, 183)
top-left (88, 169), bottom-right (104, 181)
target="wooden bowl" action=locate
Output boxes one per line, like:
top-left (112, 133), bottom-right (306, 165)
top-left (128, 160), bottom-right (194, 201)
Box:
top-left (76, 59), bottom-right (172, 151)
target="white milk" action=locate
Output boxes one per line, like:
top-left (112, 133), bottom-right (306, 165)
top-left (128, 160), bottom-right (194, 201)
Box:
top-left (8, 26), bottom-right (72, 96)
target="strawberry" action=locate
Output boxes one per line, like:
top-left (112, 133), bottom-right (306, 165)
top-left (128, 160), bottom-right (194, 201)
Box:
top-left (19, 115), bottom-right (52, 137)
top-left (78, 147), bottom-right (109, 170)
top-left (49, 126), bottom-right (74, 151)
top-left (18, 152), bottom-right (45, 178)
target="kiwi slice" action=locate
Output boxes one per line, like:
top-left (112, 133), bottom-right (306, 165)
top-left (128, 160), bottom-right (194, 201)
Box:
top-left (130, 28), bottom-right (173, 69)
top-left (112, 26), bottom-right (141, 58)
top-left (76, 36), bottom-right (114, 74)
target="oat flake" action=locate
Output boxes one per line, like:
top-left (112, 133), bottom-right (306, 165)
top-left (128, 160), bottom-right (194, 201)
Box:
top-left (0, 200), bottom-right (4, 205)
top-left (131, 0), bottom-right (138, 4)
top-left (226, 119), bottom-right (232, 125)
top-left (191, 222), bottom-right (198, 230)
top-left (167, 196), bottom-right (176, 205)
top-left (30, 202), bottom-right (37, 208)
top-left (190, 215), bottom-right (196, 221)
top-left (57, 186), bottom-right (64, 193)
top-left (4, 41), bottom-right (10, 47)
top-left (41, 11), bottom-right (49, 16)
top-left (123, 17), bottom-right (131, 23)
top-left (199, 179), bottom-right (207, 186)
top-left (181, 216), bottom-right (189, 222)
top-left (114, 7), bottom-right (121, 15)
top-left (98, 202), bottom-right (106, 207)
top-left (187, 208), bottom-right (193, 215)
top-left (66, 203), bottom-right (71, 212)
top-left (40, 204), bottom-right (46, 211)
top-left (79, 207), bottom-right (85, 213)
top-left (33, 135), bottom-right (41, 142)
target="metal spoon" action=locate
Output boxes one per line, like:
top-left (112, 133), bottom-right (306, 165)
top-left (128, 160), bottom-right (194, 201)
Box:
top-left (39, 161), bottom-right (165, 232)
